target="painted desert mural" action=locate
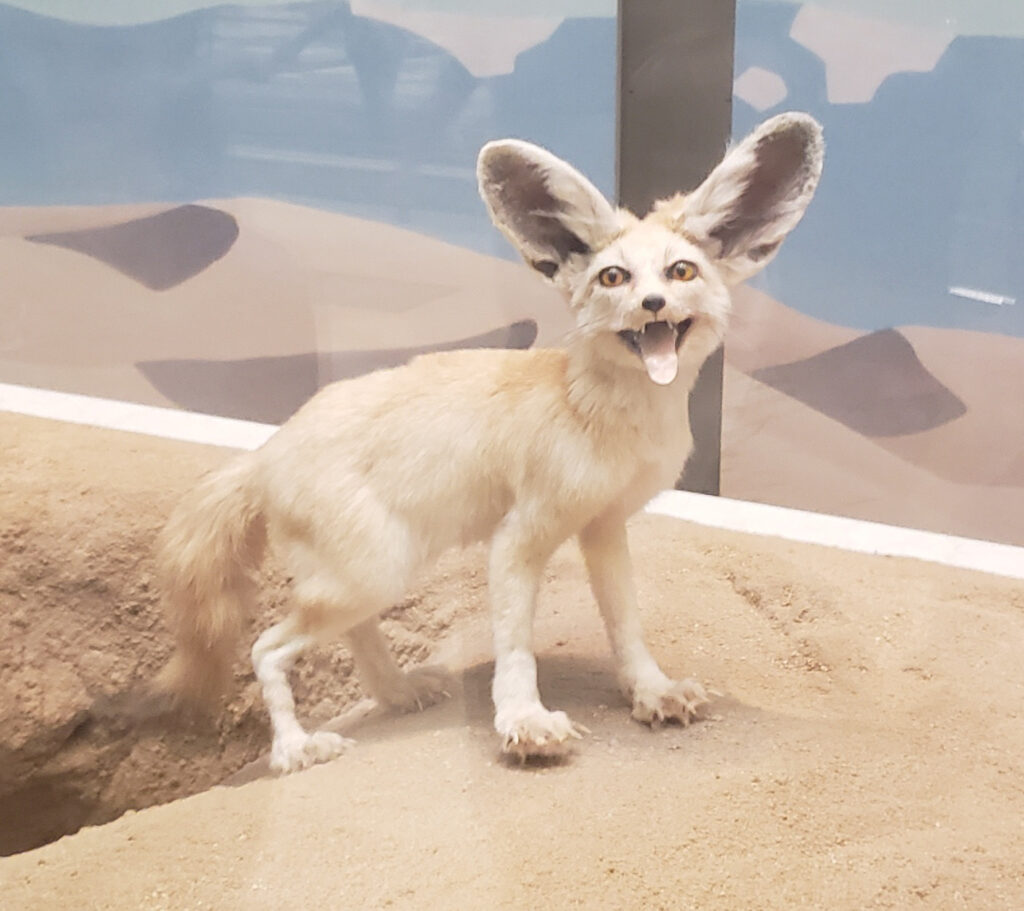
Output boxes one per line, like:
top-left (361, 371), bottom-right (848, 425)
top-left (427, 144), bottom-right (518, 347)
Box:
top-left (0, 1), bottom-right (613, 414)
top-left (1, 0), bottom-right (1022, 546)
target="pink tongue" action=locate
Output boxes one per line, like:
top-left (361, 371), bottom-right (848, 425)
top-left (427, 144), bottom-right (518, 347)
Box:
top-left (637, 322), bottom-right (678, 385)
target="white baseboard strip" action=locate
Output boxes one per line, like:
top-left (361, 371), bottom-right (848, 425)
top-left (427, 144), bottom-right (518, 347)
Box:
top-left (0, 382), bottom-right (277, 451)
top-left (647, 490), bottom-right (1024, 581)
top-left (3, 381), bottom-right (1021, 581)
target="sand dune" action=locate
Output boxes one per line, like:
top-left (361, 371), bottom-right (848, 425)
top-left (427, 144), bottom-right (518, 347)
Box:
top-left (751, 327), bottom-right (966, 437)
top-left (0, 202), bottom-right (172, 238)
top-left (724, 287), bottom-right (1024, 543)
top-left (893, 325), bottom-right (1024, 487)
top-left (0, 198), bottom-right (569, 409)
top-left (28, 205), bottom-right (240, 291)
top-left (138, 319), bottom-right (538, 423)
top-left (723, 365), bottom-right (1024, 545)
top-left (726, 284), bottom-right (859, 373)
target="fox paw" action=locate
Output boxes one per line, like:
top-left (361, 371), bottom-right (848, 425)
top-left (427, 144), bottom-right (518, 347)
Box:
top-left (495, 706), bottom-right (586, 760)
top-left (383, 665), bottom-right (453, 713)
top-left (631, 678), bottom-right (709, 728)
top-left (270, 730), bottom-right (353, 774)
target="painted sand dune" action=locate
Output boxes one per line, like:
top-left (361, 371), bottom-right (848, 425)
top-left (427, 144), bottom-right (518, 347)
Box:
top-left (28, 205), bottom-right (240, 291)
top-left (751, 328), bottom-right (966, 437)
top-left (724, 286), bottom-right (1024, 545)
top-left (0, 198), bottom-right (568, 409)
top-left (139, 319), bottom-right (537, 423)
top-left (0, 203), bottom-right (172, 238)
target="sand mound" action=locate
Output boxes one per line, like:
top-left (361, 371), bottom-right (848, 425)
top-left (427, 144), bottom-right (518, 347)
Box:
top-left (0, 413), bottom-right (482, 854)
top-left (28, 205), bottom-right (239, 292)
top-left (2, 413), bottom-right (1023, 908)
top-left (137, 319), bottom-right (538, 423)
top-left (752, 328), bottom-right (966, 436)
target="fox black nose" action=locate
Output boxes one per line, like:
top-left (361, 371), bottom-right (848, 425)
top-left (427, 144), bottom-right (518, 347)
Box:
top-left (641, 294), bottom-right (666, 313)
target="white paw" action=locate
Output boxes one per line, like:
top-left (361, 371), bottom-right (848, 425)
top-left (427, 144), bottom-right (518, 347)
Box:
top-left (631, 678), bottom-right (709, 727)
top-left (269, 730), bottom-right (353, 774)
top-left (383, 665), bottom-right (453, 713)
top-left (495, 706), bottom-right (586, 760)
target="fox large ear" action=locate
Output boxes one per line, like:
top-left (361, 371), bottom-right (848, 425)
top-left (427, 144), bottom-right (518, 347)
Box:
top-left (478, 140), bottom-right (619, 281)
top-left (662, 112), bottom-right (823, 284)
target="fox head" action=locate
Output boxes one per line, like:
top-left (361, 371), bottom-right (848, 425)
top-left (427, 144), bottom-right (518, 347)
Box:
top-left (477, 113), bottom-right (823, 386)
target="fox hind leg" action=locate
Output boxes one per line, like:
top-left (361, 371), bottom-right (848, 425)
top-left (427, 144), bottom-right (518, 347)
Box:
top-left (345, 616), bottom-right (452, 712)
top-left (253, 509), bottom-right (429, 772)
top-left (251, 615), bottom-right (353, 773)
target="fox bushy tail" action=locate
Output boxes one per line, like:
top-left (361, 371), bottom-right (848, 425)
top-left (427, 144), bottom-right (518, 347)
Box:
top-left (153, 454), bottom-right (267, 708)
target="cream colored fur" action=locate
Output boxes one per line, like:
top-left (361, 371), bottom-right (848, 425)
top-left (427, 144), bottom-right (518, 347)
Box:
top-left (155, 113), bottom-right (824, 772)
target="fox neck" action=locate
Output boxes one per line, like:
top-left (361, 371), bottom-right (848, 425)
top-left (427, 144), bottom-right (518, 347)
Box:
top-left (564, 334), bottom-right (699, 449)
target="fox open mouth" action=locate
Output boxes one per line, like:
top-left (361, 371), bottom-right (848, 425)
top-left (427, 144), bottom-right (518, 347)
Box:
top-left (617, 318), bottom-right (694, 385)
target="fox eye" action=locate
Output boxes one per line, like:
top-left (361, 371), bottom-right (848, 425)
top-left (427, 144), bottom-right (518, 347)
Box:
top-left (667, 259), bottom-right (698, 282)
top-left (598, 266), bottom-right (630, 288)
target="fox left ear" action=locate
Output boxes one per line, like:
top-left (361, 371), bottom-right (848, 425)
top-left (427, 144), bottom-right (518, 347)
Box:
top-left (478, 140), bottom-right (620, 282)
top-left (661, 112), bottom-right (824, 284)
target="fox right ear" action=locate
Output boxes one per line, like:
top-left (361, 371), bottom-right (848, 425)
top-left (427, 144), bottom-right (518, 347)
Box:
top-left (659, 112), bottom-right (824, 284)
top-left (477, 140), bottom-right (619, 280)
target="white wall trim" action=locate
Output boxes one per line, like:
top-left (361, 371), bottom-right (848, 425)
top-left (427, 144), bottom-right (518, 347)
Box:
top-left (646, 490), bottom-right (1024, 581)
top-left (3, 381), bottom-right (1022, 581)
top-left (0, 382), bottom-right (277, 451)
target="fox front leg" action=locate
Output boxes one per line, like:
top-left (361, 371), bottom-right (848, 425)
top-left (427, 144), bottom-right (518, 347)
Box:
top-left (579, 516), bottom-right (708, 727)
top-left (488, 516), bottom-right (585, 759)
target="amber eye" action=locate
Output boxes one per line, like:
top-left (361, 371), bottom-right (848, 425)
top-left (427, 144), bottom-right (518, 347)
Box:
top-left (667, 259), bottom-right (698, 282)
top-left (598, 266), bottom-right (630, 288)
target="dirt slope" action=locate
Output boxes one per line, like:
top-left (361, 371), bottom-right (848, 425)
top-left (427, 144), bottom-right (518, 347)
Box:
top-left (0, 412), bottom-right (482, 854)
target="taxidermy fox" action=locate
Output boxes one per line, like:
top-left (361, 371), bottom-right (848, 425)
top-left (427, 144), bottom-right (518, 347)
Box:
top-left (155, 113), bottom-right (824, 772)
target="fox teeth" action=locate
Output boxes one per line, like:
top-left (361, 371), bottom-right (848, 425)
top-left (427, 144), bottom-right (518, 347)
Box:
top-left (617, 318), bottom-right (694, 354)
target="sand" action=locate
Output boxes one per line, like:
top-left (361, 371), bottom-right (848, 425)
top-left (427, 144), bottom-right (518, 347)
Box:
top-left (2, 412), bottom-right (1024, 909)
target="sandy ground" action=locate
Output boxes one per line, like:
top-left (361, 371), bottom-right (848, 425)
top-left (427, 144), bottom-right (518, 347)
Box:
top-left (2, 416), bottom-right (1024, 908)
top-left (0, 412), bottom-right (489, 855)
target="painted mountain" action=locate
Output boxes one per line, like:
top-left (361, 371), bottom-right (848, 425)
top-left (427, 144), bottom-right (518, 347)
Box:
top-left (0, 2), bottom-right (615, 259)
top-left (732, 1), bottom-right (1023, 339)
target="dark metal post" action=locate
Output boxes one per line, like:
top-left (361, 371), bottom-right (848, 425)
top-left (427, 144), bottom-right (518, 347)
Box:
top-left (616, 0), bottom-right (736, 495)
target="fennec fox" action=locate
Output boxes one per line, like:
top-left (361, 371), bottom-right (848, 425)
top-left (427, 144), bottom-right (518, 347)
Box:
top-left (156, 113), bottom-right (823, 772)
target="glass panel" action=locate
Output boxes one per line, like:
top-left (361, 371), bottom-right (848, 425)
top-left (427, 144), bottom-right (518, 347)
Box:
top-left (725, 0), bottom-right (1024, 545)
